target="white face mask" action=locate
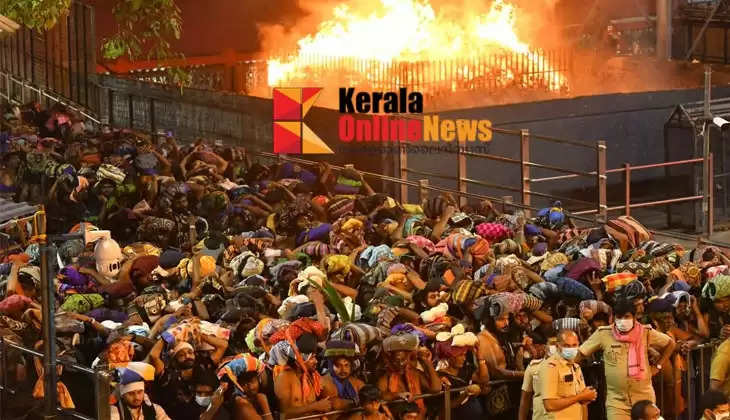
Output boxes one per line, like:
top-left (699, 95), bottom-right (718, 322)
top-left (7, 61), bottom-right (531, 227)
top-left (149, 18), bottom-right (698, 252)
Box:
top-left (560, 347), bottom-right (579, 361)
top-left (714, 412), bottom-right (729, 420)
top-left (547, 345), bottom-right (557, 356)
top-left (615, 318), bottom-right (634, 333)
top-left (195, 395), bottom-right (211, 407)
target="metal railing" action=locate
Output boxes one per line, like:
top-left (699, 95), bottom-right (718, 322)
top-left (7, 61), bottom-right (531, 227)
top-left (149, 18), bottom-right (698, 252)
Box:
top-left (0, 1), bottom-right (98, 113)
top-left (0, 339), bottom-right (111, 420)
top-left (397, 126), bottom-right (607, 218)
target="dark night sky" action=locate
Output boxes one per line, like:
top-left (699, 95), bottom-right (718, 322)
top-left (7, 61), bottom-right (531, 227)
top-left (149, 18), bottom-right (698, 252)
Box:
top-left (89, 0), bottom-right (659, 59)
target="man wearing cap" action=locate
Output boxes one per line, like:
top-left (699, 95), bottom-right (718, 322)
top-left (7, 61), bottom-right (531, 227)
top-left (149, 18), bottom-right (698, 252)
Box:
top-left (537, 329), bottom-right (596, 420)
top-left (376, 333), bottom-right (441, 420)
top-left (112, 362), bottom-right (170, 420)
top-left (321, 340), bottom-right (365, 410)
top-left (575, 299), bottom-right (675, 420)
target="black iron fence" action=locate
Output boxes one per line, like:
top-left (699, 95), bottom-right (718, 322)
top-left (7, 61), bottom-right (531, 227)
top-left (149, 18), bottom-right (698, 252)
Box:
top-left (0, 1), bottom-right (98, 112)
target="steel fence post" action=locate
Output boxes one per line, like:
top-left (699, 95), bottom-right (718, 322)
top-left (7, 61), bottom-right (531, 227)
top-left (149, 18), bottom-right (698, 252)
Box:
top-left (458, 139), bottom-right (467, 208)
top-left (597, 141), bottom-right (607, 221)
top-left (95, 371), bottom-right (111, 420)
top-left (709, 152), bottom-right (714, 236)
top-left (521, 129), bottom-right (531, 216)
top-left (624, 163), bottom-right (631, 216)
top-left (443, 390), bottom-right (451, 420)
top-left (399, 143), bottom-right (408, 203)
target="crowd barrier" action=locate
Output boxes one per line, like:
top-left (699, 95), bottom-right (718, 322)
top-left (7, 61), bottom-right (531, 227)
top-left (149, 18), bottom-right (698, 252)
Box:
top-left (0, 338), bottom-right (111, 420)
top-left (0, 332), bottom-right (721, 420)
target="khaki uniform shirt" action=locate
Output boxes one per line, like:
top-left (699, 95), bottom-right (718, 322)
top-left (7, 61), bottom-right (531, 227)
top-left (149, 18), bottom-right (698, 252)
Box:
top-left (537, 353), bottom-right (586, 420)
top-left (710, 338), bottom-right (730, 397)
top-left (578, 325), bottom-right (672, 410)
top-left (522, 358), bottom-right (547, 420)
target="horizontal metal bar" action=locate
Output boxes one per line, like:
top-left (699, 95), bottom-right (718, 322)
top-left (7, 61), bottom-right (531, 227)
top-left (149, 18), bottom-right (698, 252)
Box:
top-left (529, 133), bottom-right (597, 149)
top-left (628, 157), bottom-right (704, 171)
top-left (530, 157), bottom-right (705, 183)
top-left (525, 161), bottom-right (595, 177)
top-left (526, 189), bottom-right (597, 205)
top-left (461, 150), bottom-right (521, 164)
top-left (605, 195), bottom-right (704, 211)
top-left (461, 177), bottom-right (522, 192)
top-left (59, 408), bottom-right (96, 420)
top-left (402, 168), bottom-right (460, 181)
top-left (4, 341), bottom-right (96, 374)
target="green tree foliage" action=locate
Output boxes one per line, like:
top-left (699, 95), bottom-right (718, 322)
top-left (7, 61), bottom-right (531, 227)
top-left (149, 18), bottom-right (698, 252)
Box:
top-left (1, 0), bottom-right (190, 86)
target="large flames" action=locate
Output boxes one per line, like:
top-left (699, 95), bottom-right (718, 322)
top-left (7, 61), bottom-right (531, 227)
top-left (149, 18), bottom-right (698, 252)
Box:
top-left (266, 0), bottom-right (568, 94)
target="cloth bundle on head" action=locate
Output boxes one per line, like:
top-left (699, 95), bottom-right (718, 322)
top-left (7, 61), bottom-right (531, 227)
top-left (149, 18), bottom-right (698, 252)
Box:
top-left (178, 255), bottom-right (217, 281)
top-left (295, 266), bottom-right (327, 293)
top-left (579, 299), bottom-right (611, 318)
top-left (330, 323), bottom-right (382, 352)
top-left (324, 254), bottom-right (351, 276)
top-left (60, 293), bottom-right (104, 313)
top-left (278, 295), bottom-right (310, 319)
top-left (552, 277), bottom-right (595, 301)
top-left (602, 272), bottom-right (638, 294)
top-left (528, 281), bottom-right (560, 301)
top-left (435, 324), bottom-right (478, 346)
top-left (707, 265), bottom-right (730, 280)
top-left (97, 164), bottom-right (126, 185)
top-left (702, 275), bottom-right (730, 301)
top-left (420, 302), bottom-right (449, 323)
top-left (324, 340), bottom-right (358, 359)
top-left (646, 296), bottom-right (675, 314)
top-left (489, 292), bottom-right (542, 315)
top-left (116, 362), bottom-right (156, 395)
top-left (405, 235), bottom-right (435, 254)
top-left (451, 279), bottom-right (487, 305)
top-left (581, 248), bottom-right (622, 273)
top-left (540, 252), bottom-right (569, 272)
top-left (229, 251), bottom-right (264, 279)
top-left (359, 245), bottom-right (394, 269)
top-left (475, 222), bottom-right (511, 242)
top-left (0, 294), bottom-right (32, 314)
top-left (552, 317), bottom-right (581, 332)
top-left (217, 353), bottom-right (263, 396)
top-left (565, 258), bottom-right (602, 281)
top-left (382, 333), bottom-right (420, 352)
top-left (671, 262), bottom-right (702, 287)
top-left (159, 249), bottom-right (184, 270)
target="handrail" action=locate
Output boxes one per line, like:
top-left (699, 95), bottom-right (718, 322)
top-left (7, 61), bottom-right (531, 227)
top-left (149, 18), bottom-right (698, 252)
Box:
top-left (530, 157), bottom-right (705, 183)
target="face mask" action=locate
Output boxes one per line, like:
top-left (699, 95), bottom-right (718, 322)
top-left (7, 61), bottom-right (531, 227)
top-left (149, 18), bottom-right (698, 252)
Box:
top-left (195, 395), bottom-right (211, 407)
top-left (658, 417), bottom-right (664, 420)
top-left (615, 318), bottom-right (634, 333)
top-left (548, 345), bottom-right (557, 356)
top-left (561, 347), bottom-right (578, 361)
top-left (714, 412), bottom-right (729, 420)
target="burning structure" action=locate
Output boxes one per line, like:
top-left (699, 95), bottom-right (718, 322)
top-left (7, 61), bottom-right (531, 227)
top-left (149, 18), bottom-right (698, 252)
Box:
top-left (257, 0), bottom-right (569, 107)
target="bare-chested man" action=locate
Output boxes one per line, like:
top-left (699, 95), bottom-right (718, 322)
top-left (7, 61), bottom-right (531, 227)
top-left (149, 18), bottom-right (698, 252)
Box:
top-left (376, 333), bottom-right (441, 420)
top-left (478, 310), bottom-right (526, 379)
top-left (321, 340), bottom-right (365, 410)
top-left (274, 334), bottom-right (333, 419)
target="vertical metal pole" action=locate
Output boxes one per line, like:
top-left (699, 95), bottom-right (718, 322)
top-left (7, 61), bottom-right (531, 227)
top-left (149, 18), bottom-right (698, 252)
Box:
top-left (703, 65), bottom-right (712, 234)
top-left (457, 139), bottom-right (467, 208)
top-left (624, 163), bottom-right (631, 216)
top-left (40, 239), bottom-right (58, 420)
top-left (419, 179), bottom-right (429, 204)
top-left (150, 98), bottom-right (156, 133)
top-left (399, 143), bottom-right (408, 203)
top-left (656, 0), bottom-right (672, 60)
top-left (520, 129), bottom-right (531, 216)
top-left (443, 390), bottom-right (451, 420)
top-left (597, 141), bottom-right (608, 221)
top-left (709, 152), bottom-right (715, 236)
top-left (128, 94), bottom-right (134, 128)
top-left (0, 338), bottom-right (5, 418)
top-left (94, 372), bottom-right (111, 420)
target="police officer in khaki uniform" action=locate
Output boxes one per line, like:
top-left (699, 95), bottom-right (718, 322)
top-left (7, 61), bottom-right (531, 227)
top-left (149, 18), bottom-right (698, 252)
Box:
top-left (519, 338), bottom-right (558, 420)
top-left (537, 330), bottom-right (596, 420)
top-left (575, 299), bottom-right (675, 420)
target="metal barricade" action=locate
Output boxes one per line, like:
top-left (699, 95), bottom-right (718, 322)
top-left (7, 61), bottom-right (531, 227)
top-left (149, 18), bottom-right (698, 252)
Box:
top-left (0, 338), bottom-right (111, 420)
